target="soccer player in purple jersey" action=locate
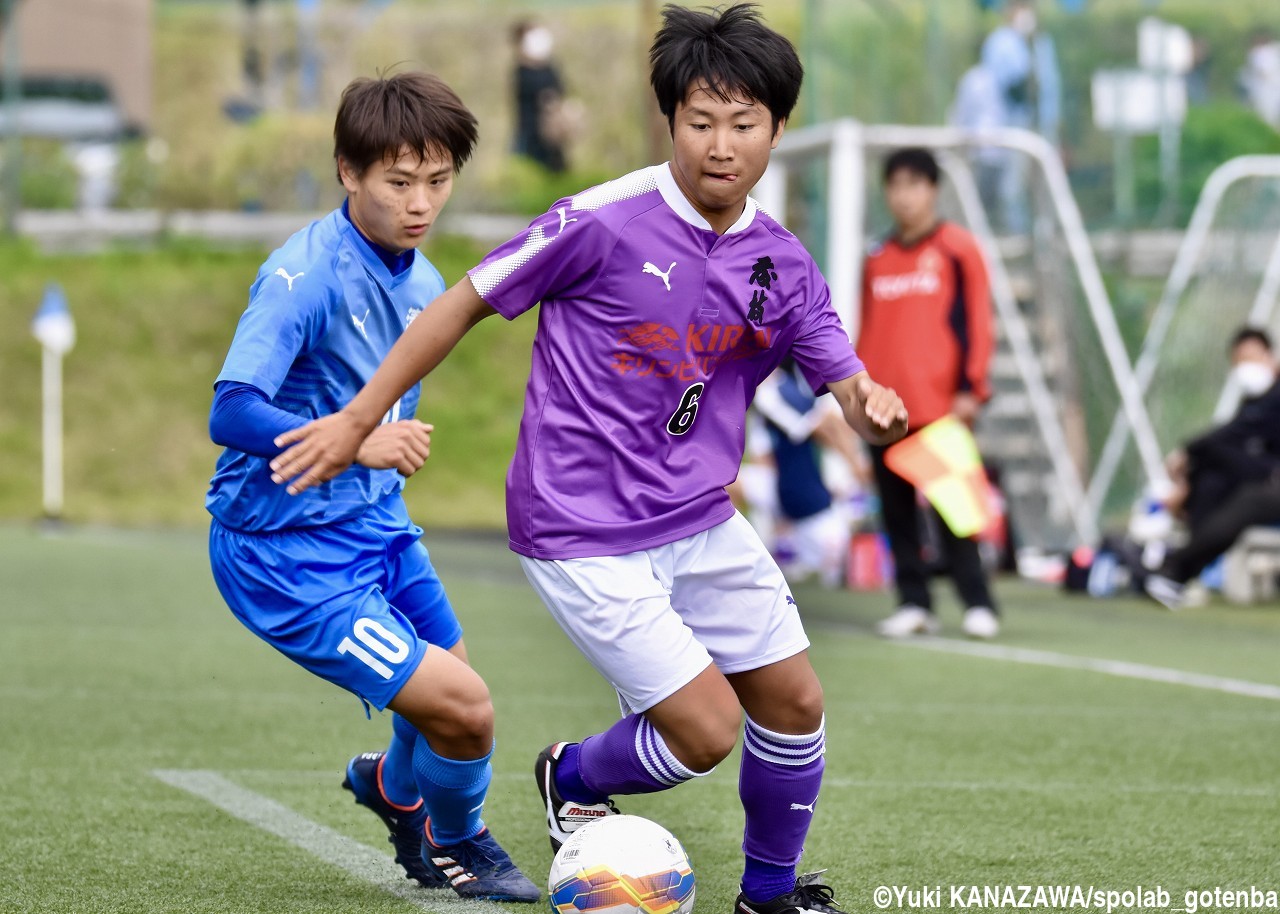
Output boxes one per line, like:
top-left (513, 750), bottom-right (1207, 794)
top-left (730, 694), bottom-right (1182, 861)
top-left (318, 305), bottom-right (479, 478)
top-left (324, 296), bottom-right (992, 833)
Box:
top-left (270, 6), bottom-right (908, 913)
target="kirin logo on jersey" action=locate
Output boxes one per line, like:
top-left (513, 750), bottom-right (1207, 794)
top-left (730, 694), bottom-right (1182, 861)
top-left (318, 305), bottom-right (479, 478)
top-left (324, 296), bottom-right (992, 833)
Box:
top-left (618, 322), bottom-right (680, 353)
top-left (871, 247), bottom-right (942, 301)
top-left (405, 307), bottom-right (422, 326)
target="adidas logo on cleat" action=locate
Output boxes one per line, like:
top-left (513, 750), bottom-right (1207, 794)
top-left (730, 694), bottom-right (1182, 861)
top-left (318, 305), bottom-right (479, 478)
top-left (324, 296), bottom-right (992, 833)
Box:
top-left (430, 855), bottom-right (478, 888)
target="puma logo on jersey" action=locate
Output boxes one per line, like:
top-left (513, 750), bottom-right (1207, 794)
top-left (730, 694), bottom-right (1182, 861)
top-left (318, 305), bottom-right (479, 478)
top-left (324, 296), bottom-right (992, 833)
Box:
top-left (556, 208), bottom-right (578, 233)
top-left (275, 267), bottom-right (305, 291)
top-left (643, 261), bottom-right (677, 291)
top-left (351, 309), bottom-right (370, 341)
top-left (790, 800), bottom-right (816, 813)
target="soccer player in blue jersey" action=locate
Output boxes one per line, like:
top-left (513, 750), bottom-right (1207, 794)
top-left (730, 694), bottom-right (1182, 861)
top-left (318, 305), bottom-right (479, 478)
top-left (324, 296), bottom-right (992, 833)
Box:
top-left (204, 71), bottom-right (539, 903)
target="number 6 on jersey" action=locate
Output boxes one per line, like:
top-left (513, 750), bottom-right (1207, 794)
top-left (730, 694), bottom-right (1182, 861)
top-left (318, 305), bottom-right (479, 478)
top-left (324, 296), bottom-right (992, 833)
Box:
top-left (667, 382), bottom-right (705, 436)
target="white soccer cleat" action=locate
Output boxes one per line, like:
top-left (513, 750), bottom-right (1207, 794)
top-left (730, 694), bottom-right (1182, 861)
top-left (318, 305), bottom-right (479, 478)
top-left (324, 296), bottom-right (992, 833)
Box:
top-left (961, 606), bottom-right (1000, 639)
top-left (876, 605), bottom-right (941, 638)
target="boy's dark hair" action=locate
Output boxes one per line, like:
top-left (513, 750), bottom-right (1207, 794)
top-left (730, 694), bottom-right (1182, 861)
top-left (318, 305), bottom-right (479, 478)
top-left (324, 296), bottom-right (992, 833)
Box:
top-left (883, 147), bottom-right (940, 185)
top-left (649, 3), bottom-right (802, 132)
top-left (1230, 326), bottom-right (1273, 353)
top-left (333, 72), bottom-right (478, 181)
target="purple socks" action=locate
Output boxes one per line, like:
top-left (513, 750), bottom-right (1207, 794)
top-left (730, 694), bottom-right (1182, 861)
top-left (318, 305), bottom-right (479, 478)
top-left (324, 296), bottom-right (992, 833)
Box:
top-left (739, 715), bottom-right (826, 903)
top-left (561, 714), bottom-right (703, 799)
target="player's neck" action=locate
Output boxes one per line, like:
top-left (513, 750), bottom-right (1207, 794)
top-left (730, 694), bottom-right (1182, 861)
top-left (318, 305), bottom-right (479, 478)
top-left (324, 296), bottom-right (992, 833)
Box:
top-left (896, 218), bottom-right (940, 247)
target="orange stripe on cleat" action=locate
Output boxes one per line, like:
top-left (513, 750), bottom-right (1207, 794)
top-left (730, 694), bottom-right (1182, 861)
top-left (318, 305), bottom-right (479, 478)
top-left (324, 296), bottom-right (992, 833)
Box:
top-left (375, 754), bottom-right (423, 813)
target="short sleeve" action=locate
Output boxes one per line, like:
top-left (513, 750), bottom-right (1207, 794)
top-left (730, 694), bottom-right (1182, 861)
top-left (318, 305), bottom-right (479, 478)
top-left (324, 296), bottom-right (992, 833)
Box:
top-left (467, 205), bottom-right (612, 320)
top-left (789, 264), bottom-right (864, 393)
top-left (216, 271), bottom-right (333, 399)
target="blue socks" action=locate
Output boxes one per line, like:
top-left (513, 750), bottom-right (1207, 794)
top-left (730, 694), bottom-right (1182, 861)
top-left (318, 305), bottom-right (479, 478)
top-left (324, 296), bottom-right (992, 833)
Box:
top-left (379, 713), bottom-right (424, 808)
top-left (413, 736), bottom-right (492, 845)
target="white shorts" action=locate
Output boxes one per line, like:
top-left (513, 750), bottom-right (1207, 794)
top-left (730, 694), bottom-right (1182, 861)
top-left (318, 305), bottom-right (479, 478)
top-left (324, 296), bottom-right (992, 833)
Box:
top-left (518, 511), bottom-right (809, 714)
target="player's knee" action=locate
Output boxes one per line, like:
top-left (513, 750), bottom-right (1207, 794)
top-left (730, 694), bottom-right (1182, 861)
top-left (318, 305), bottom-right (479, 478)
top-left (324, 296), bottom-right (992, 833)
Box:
top-left (435, 691), bottom-right (494, 758)
top-left (782, 679), bottom-right (825, 733)
top-left (697, 721), bottom-right (740, 771)
top-left (453, 687), bottom-right (494, 738)
top-left (665, 711), bottom-right (740, 772)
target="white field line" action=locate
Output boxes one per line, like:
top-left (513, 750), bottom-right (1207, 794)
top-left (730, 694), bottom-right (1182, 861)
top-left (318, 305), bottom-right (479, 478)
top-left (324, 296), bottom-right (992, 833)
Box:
top-left (895, 636), bottom-right (1280, 701)
top-left (203, 769), bottom-right (1275, 799)
top-left (151, 769), bottom-right (502, 914)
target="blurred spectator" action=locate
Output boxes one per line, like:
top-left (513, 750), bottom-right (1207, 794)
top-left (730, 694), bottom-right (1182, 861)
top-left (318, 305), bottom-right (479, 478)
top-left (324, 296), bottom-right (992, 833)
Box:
top-left (857, 148), bottom-right (1000, 639)
top-left (511, 20), bottom-right (571, 173)
top-left (977, 0), bottom-right (1061, 233)
top-left (949, 46), bottom-right (1005, 221)
top-left (1146, 327), bottom-right (1280, 608)
top-left (1185, 35), bottom-right (1214, 107)
top-left (1239, 29), bottom-right (1280, 129)
top-left (296, 0), bottom-right (323, 111)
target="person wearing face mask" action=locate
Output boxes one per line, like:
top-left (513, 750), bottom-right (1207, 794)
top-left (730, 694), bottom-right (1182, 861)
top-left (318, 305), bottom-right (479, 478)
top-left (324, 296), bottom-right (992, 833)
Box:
top-left (1145, 327), bottom-right (1280, 609)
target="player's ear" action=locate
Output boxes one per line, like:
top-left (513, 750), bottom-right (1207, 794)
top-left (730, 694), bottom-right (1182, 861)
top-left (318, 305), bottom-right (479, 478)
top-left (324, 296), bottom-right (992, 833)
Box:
top-left (337, 156), bottom-right (361, 194)
top-left (770, 117), bottom-right (786, 149)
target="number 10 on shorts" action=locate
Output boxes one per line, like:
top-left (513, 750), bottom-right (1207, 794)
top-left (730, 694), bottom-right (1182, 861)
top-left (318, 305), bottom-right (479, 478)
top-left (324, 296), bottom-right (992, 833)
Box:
top-left (338, 618), bottom-right (410, 679)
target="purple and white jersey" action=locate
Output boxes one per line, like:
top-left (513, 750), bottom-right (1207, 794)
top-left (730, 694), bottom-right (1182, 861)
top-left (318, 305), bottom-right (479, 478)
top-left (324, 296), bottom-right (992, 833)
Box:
top-left (469, 163), bottom-right (864, 560)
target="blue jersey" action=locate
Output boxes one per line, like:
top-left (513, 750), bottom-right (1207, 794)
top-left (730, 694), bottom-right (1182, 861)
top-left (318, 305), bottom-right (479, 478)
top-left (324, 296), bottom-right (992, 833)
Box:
top-left (206, 207), bottom-right (444, 533)
top-left (765, 366), bottom-right (833, 522)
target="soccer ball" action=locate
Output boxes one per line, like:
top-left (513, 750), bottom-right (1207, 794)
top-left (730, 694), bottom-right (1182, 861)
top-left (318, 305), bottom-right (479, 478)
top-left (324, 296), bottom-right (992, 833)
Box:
top-left (548, 815), bottom-right (696, 914)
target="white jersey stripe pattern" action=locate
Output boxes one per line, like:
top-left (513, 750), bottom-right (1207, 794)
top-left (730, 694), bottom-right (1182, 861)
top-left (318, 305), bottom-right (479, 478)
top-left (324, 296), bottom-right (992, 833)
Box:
top-left (468, 223), bottom-right (557, 299)
top-left (469, 167), bottom-right (661, 299)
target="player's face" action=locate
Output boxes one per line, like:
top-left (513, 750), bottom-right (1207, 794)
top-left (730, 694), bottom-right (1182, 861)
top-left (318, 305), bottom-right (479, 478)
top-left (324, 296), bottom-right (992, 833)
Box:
top-left (668, 85), bottom-right (784, 235)
top-left (339, 145), bottom-right (455, 253)
top-left (884, 169), bottom-right (938, 238)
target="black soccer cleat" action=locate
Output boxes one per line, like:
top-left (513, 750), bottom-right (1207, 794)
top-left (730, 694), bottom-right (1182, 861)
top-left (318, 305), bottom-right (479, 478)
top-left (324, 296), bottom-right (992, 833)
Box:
top-left (734, 872), bottom-right (843, 914)
top-left (534, 741), bottom-right (620, 852)
top-left (342, 751), bottom-right (446, 888)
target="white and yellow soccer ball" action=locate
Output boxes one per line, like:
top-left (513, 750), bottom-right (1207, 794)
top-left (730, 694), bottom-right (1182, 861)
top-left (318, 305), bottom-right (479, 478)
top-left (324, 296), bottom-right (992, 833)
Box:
top-left (548, 815), bottom-right (696, 914)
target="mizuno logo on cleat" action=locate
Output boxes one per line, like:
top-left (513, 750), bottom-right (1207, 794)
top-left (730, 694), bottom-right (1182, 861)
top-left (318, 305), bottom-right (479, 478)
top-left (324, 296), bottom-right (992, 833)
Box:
top-left (565, 806), bottom-right (608, 818)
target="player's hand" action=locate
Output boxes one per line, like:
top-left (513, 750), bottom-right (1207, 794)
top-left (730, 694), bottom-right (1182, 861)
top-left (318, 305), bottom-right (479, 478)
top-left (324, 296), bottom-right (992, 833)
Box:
top-left (270, 411), bottom-right (369, 495)
top-left (856, 376), bottom-right (909, 445)
top-left (951, 392), bottom-right (981, 427)
top-left (355, 420), bottom-right (434, 477)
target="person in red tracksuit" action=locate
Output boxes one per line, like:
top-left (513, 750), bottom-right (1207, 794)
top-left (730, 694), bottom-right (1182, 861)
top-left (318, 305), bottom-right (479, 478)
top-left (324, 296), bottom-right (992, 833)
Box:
top-left (857, 147), bottom-right (1000, 639)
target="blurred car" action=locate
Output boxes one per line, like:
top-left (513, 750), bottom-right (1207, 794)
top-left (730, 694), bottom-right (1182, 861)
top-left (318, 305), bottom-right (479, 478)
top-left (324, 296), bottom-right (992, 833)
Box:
top-left (0, 76), bottom-right (135, 208)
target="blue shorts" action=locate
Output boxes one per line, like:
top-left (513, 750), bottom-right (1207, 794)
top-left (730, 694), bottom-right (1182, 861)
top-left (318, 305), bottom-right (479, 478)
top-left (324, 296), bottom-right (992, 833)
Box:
top-left (208, 497), bottom-right (462, 711)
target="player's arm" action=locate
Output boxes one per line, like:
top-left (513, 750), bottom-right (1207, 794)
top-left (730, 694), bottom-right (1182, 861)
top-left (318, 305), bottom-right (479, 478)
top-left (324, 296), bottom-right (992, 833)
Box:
top-left (212, 380), bottom-right (434, 478)
top-left (828, 370), bottom-right (908, 447)
top-left (953, 233), bottom-right (996, 425)
top-left (270, 277), bottom-right (495, 494)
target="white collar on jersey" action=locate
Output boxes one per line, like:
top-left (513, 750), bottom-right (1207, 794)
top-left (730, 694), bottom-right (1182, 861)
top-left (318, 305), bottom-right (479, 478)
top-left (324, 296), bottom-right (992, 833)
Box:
top-left (657, 162), bottom-right (758, 236)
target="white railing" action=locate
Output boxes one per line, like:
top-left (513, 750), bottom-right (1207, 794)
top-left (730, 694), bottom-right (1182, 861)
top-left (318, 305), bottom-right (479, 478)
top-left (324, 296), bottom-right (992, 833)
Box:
top-left (1087, 155), bottom-right (1280, 515)
top-left (759, 120), bottom-right (1167, 545)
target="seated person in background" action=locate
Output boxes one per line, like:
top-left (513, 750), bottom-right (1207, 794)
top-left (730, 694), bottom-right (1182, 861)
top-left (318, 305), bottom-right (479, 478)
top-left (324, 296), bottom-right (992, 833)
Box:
top-left (1146, 327), bottom-right (1280, 608)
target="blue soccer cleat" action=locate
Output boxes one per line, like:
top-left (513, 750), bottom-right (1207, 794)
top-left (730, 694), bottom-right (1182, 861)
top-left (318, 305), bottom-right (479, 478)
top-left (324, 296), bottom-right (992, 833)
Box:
top-left (422, 820), bottom-right (541, 903)
top-left (342, 751), bottom-right (446, 888)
